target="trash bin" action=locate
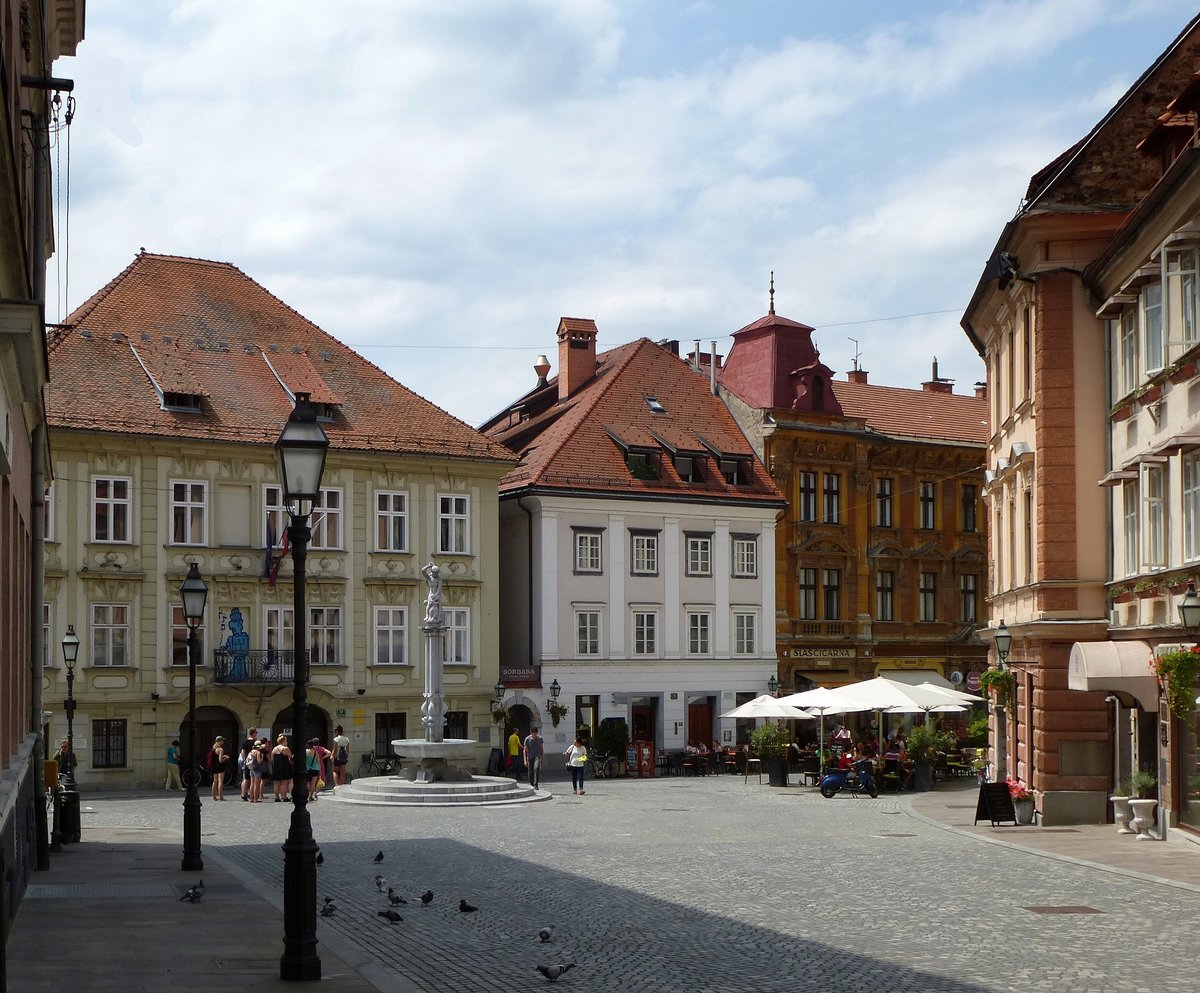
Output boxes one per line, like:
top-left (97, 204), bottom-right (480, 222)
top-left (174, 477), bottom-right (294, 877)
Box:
top-left (59, 783), bottom-right (81, 843)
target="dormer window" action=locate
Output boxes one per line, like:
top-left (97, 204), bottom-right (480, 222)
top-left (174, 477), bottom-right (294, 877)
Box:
top-left (162, 391), bottom-right (203, 413)
top-left (719, 457), bottom-right (749, 485)
top-left (314, 402), bottom-right (338, 422)
top-left (627, 450), bottom-right (659, 481)
top-left (675, 455), bottom-right (702, 483)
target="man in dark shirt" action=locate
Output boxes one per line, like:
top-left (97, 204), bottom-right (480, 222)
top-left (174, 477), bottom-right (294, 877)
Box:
top-left (522, 727), bottom-right (545, 789)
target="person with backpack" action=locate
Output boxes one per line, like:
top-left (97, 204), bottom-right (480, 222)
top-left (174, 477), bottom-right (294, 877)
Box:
top-left (331, 725), bottom-right (350, 786)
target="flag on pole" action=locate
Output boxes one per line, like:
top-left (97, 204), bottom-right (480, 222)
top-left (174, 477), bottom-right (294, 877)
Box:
top-left (268, 529), bottom-right (290, 589)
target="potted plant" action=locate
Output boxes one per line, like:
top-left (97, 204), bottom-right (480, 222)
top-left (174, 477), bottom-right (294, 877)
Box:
top-left (491, 704), bottom-right (510, 726)
top-left (1133, 579), bottom-right (1160, 600)
top-left (1150, 645), bottom-right (1200, 717)
top-left (1127, 770), bottom-right (1158, 840)
top-left (546, 700), bottom-right (569, 728)
top-left (749, 722), bottom-right (790, 788)
top-left (1111, 780), bottom-right (1134, 835)
top-left (904, 721), bottom-right (955, 792)
top-left (978, 668), bottom-right (1016, 707)
top-left (1007, 777), bottom-right (1036, 824)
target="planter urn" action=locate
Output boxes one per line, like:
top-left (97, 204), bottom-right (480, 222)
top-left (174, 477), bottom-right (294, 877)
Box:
top-left (1129, 798), bottom-right (1158, 840)
top-left (1112, 796), bottom-right (1134, 834)
top-left (1013, 798), bottom-right (1035, 824)
top-left (912, 762), bottom-right (933, 792)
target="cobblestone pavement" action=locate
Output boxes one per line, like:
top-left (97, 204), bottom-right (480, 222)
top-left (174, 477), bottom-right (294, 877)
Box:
top-left (77, 774), bottom-right (1200, 993)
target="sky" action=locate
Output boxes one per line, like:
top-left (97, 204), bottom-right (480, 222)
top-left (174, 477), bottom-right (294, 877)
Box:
top-left (49, 0), bottom-right (1200, 428)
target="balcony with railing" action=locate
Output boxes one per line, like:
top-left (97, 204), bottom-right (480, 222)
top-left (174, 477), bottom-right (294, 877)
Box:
top-left (791, 620), bottom-right (849, 638)
top-left (213, 649), bottom-right (309, 686)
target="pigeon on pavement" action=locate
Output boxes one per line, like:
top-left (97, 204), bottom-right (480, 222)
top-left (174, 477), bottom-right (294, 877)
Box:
top-left (536, 963), bottom-right (576, 982)
top-left (420, 890), bottom-right (434, 906)
top-left (387, 888), bottom-right (407, 906)
top-left (377, 909), bottom-right (402, 923)
top-left (319, 898), bottom-right (337, 918)
top-left (538, 926), bottom-right (553, 943)
top-left (373, 850), bottom-right (385, 863)
top-left (458, 899), bottom-right (478, 913)
top-left (179, 880), bottom-right (204, 903)
top-left (374, 874), bottom-right (386, 891)
top-left (316, 851), bottom-right (324, 866)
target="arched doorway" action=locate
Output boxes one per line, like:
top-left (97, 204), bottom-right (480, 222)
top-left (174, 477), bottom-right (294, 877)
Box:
top-left (507, 703), bottom-right (533, 743)
top-left (181, 705), bottom-right (240, 764)
top-left (271, 704), bottom-right (332, 753)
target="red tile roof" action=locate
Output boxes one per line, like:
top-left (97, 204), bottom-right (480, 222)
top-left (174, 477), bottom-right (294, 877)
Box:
top-left (47, 253), bottom-right (516, 463)
top-left (482, 337), bottom-right (784, 503)
top-left (831, 379), bottom-right (988, 445)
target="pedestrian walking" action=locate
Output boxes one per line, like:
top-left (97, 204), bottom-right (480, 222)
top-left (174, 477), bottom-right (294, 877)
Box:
top-left (564, 736), bottom-right (588, 795)
top-left (507, 726), bottom-right (524, 780)
top-left (331, 725), bottom-right (350, 786)
top-left (164, 739), bottom-right (182, 790)
top-left (523, 726), bottom-right (545, 789)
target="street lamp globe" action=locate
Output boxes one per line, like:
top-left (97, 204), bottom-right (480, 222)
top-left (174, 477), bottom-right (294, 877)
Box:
top-left (1178, 583), bottom-right (1200, 636)
top-left (274, 392), bottom-right (329, 515)
top-left (181, 562), bottom-right (208, 623)
top-left (61, 625), bottom-right (79, 669)
top-left (767, 674), bottom-right (779, 696)
top-left (993, 619), bottom-right (1012, 669)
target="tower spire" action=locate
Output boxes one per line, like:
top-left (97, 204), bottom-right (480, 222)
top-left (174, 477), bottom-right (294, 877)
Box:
top-left (769, 271), bottom-right (775, 316)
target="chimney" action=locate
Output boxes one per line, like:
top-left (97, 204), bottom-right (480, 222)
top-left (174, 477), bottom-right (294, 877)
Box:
top-left (847, 369), bottom-right (869, 384)
top-left (974, 381), bottom-right (988, 399)
top-left (557, 317), bottom-right (598, 401)
top-left (922, 356), bottom-right (954, 394)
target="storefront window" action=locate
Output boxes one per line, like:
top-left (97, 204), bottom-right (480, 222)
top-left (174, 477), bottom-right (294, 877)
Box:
top-left (1181, 706), bottom-right (1200, 831)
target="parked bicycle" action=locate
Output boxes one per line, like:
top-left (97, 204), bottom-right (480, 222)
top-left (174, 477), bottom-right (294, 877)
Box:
top-left (358, 750), bottom-right (399, 777)
top-left (585, 752), bottom-right (620, 779)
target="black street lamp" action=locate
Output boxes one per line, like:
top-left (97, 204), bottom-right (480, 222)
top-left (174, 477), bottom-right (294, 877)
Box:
top-left (180, 562), bottom-right (208, 872)
top-left (59, 624), bottom-right (81, 844)
top-left (993, 619), bottom-right (1012, 670)
top-left (275, 392), bottom-right (328, 983)
top-left (767, 674), bottom-right (779, 696)
top-left (494, 680), bottom-right (505, 705)
top-left (1178, 583), bottom-right (1200, 636)
top-left (546, 678), bottom-right (561, 712)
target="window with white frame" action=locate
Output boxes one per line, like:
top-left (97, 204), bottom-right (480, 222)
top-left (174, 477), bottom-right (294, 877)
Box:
top-left (1143, 281), bottom-right (1164, 373)
top-left (919, 481), bottom-right (936, 529)
top-left (438, 494), bottom-right (470, 554)
top-left (170, 480), bottom-right (207, 546)
top-left (1119, 310), bottom-right (1138, 395)
top-left (42, 602), bottom-right (52, 667)
top-left (1123, 480), bottom-right (1139, 577)
top-left (1145, 464), bottom-right (1167, 569)
top-left (92, 477), bottom-right (132, 542)
top-left (798, 472), bottom-right (816, 521)
top-left (630, 531), bottom-right (658, 575)
top-left (876, 477), bottom-right (894, 527)
top-left (632, 611), bottom-right (657, 655)
top-left (798, 567), bottom-right (817, 620)
top-left (43, 481), bottom-right (54, 542)
top-left (264, 485), bottom-right (287, 549)
top-left (309, 607), bottom-right (341, 666)
top-left (686, 534), bottom-right (712, 576)
top-left (375, 491), bottom-right (408, 552)
top-left (733, 611), bottom-right (757, 654)
top-left (445, 607), bottom-right (470, 663)
top-left (575, 610), bottom-right (600, 656)
top-left (918, 572), bottom-right (937, 622)
top-left (171, 604), bottom-right (205, 666)
top-left (265, 605), bottom-right (295, 660)
top-left (91, 603), bottom-right (130, 666)
top-left (960, 574), bottom-right (978, 622)
top-left (732, 535), bottom-right (757, 577)
top-left (876, 570), bottom-right (895, 621)
top-left (822, 473), bottom-right (840, 523)
top-left (374, 606), bottom-right (408, 664)
top-left (687, 611), bottom-right (712, 655)
top-left (1185, 452), bottom-right (1200, 562)
top-left (573, 528), bottom-right (603, 573)
top-left (310, 489), bottom-right (343, 550)
top-left (1166, 247), bottom-right (1199, 349)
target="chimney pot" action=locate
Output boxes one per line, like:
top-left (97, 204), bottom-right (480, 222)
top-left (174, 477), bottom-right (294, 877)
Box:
top-left (557, 318), bottom-right (598, 400)
top-left (847, 369), bottom-right (869, 384)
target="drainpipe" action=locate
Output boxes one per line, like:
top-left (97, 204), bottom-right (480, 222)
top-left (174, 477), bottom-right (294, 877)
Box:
top-left (517, 495), bottom-right (535, 680)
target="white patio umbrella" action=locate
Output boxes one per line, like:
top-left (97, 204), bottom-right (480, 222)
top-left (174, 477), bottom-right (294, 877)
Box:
top-left (719, 695), bottom-right (815, 721)
top-left (776, 686), bottom-right (870, 765)
top-left (832, 676), bottom-right (967, 716)
top-left (913, 681), bottom-right (985, 705)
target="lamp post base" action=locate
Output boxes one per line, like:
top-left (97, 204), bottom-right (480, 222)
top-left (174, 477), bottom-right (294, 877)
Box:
top-left (280, 808), bottom-right (321, 981)
top-left (181, 784), bottom-right (204, 871)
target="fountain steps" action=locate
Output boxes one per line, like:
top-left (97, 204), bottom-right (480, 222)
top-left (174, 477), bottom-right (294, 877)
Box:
top-left (329, 775), bottom-right (551, 807)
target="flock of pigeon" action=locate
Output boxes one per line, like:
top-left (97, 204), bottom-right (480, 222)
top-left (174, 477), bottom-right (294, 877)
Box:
top-left (178, 849), bottom-right (577, 983)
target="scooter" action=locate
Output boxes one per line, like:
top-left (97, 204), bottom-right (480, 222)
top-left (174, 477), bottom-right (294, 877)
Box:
top-left (819, 758), bottom-right (879, 799)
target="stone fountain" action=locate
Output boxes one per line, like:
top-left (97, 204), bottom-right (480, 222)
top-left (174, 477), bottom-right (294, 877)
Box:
top-left (332, 563), bottom-right (547, 806)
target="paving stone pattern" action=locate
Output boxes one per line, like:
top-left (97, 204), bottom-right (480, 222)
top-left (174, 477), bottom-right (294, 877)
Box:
top-left (74, 776), bottom-right (1200, 993)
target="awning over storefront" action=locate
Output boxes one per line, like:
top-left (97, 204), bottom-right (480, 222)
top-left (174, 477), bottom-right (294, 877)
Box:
top-left (791, 669), bottom-right (855, 687)
top-left (876, 668), bottom-right (953, 689)
top-left (1067, 640), bottom-right (1156, 710)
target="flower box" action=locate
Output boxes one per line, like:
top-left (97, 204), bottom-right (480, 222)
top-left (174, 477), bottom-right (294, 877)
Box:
top-left (1169, 361), bottom-right (1197, 385)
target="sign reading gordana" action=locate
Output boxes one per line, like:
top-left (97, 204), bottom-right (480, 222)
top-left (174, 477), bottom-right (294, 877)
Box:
top-left (784, 648), bottom-right (856, 659)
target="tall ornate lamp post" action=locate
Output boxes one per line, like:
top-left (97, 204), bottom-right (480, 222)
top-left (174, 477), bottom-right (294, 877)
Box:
top-left (180, 562), bottom-right (208, 871)
top-left (275, 393), bottom-right (328, 983)
top-left (991, 619), bottom-right (1012, 782)
top-left (59, 624), bottom-right (81, 843)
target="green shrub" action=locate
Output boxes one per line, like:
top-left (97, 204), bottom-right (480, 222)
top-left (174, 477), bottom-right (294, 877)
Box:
top-left (749, 722), bottom-right (789, 760)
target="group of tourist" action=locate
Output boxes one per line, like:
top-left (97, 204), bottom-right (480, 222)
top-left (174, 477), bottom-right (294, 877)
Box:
top-left (170, 724), bottom-right (352, 802)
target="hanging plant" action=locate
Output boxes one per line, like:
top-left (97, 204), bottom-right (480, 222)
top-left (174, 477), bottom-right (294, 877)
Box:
top-left (1150, 646), bottom-right (1200, 717)
top-left (546, 701), bottom-right (569, 727)
top-left (978, 667), bottom-right (1016, 706)
top-left (491, 705), bottom-right (512, 726)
